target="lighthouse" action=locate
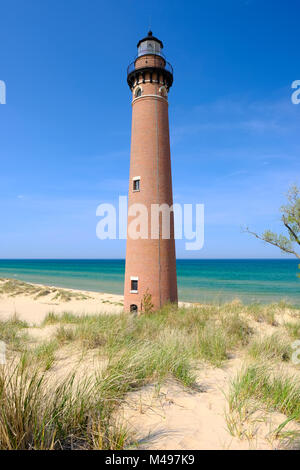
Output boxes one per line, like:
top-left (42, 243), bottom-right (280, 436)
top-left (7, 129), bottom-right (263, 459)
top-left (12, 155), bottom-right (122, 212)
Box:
top-left (124, 31), bottom-right (178, 313)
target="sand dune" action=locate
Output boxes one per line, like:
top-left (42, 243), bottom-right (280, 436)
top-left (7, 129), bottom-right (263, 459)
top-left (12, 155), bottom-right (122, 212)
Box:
top-left (1, 278), bottom-right (300, 450)
top-left (0, 278), bottom-right (124, 324)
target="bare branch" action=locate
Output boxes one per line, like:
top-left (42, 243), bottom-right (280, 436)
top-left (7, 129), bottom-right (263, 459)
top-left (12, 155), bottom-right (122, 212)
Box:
top-left (243, 227), bottom-right (300, 259)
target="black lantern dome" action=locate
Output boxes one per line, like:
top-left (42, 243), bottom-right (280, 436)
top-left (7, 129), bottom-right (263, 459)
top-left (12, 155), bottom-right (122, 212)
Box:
top-left (137, 30), bottom-right (164, 55)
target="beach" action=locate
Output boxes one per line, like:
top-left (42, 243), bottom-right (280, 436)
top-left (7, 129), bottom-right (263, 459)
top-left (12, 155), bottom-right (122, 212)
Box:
top-left (1, 277), bottom-right (300, 450)
top-left (0, 278), bottom-right (124, 325)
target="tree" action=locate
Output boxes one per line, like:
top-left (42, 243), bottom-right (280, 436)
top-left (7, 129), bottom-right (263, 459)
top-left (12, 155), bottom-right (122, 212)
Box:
top-left (244, 184), bottom-right (300, 259)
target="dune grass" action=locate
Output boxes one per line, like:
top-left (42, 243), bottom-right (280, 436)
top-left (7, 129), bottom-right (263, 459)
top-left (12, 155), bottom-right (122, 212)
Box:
top-left (31, 340), bottom-right (59, 371)
top-left (44, 305), bottom-right (253, 368)
top-left (0, 360), bottom-right (128, 450)
top-left (0, 278), bottom-right (90, 302)
top-left (285, 321), bottom-right (300, 340)
top-left (55, 325), bottom-right (76, 344)
top-left (0, 316), bottom-right (29, 351)
top-left (248, 333), bottom-right (292, 362)
top-left (196, 313), bottom-right (252, 366)
top-left (228, 364), bottom-right (300, 421)
top-left (0, 327), bottom-right (196, 449)
top-left (1, 299), bottom-right (299, 450)
top-left (225, 363), bottom-right (300, 445)
top-left (245, 304), bottom-right (278, 326)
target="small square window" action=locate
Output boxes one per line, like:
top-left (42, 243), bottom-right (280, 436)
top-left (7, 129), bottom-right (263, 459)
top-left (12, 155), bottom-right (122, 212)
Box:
top-left (133, 179), bottom-right (140, 191)
top-left (131, 279), bottom-right (138, 292)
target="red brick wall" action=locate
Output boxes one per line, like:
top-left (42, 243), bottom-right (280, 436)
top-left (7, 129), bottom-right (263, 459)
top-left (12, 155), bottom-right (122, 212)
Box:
top-left (124, 73), bottom-right (178, 313)
top-left (135, 54), bottom-right (166, 70)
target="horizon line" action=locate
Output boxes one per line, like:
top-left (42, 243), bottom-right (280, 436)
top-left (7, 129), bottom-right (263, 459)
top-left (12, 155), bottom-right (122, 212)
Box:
top-left (0, 258), bottom-right (296, 261)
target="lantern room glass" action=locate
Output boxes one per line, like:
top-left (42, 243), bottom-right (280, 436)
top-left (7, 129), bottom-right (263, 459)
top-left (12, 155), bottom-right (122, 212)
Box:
top-left (137, 40), bottom-right (162, 57)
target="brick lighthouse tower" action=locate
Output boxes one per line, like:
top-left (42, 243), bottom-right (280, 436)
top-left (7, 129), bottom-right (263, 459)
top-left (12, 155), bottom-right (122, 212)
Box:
top-left (124, 31), bottom-right (178, 313)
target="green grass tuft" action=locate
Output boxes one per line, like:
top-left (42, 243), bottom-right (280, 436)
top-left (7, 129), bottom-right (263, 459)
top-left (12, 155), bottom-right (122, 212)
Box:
top-left (32, 340), bottom-right (59, 371)
top-left (228, 364), bottom-right (300, 423)
top-left (285, 321), bottom-right (300, 340)
top-left (0, 359), bottom-right (129, 449)
top-left (248, 333), bottom-right (292, 362)
top-left (0, 315), bottom-right (29, 351)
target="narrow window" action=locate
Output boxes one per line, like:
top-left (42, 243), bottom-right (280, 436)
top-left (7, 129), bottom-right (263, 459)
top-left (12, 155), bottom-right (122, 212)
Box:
top-left (133, 177), bottom-right (140, 191)
top-left (130, 276), bottom-right (138, 293)
top-left (135, 87), bottom-right (142, 98)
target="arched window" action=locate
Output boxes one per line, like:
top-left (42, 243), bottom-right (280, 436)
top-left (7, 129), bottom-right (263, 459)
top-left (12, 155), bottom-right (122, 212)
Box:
top-left (135, 87), bottom-right (142, 98)
top-left (159, 86), bottom-right (167, 98)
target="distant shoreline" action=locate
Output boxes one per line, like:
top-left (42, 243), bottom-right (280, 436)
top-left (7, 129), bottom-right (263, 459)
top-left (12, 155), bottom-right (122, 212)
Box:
top-left (0, 259), bottom-right (299, 306)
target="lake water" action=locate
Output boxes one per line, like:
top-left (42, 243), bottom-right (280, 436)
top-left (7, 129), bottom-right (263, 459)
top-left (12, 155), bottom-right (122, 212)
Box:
top-left (0, 259), bottom-right (299, 305)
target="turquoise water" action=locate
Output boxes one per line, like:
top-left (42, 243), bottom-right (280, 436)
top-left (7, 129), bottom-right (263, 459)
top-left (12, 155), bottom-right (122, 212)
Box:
top-left (0, 259), bottom-right (299, 305)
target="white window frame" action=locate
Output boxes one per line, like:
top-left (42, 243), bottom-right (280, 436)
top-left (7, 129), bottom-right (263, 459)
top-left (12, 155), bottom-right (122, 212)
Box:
top-left (132, 176), bottom-right (141, 192)
top-left (130, 276), bottom-right (139, 293)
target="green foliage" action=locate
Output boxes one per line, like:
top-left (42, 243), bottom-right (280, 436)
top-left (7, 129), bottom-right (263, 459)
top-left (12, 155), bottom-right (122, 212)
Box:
top-left (141, 289), bottom-right (154, 315)
top-left (281, 184), bottom-right (300, 243)
top-left (261, 230), bottom-right (294, 254)
top-left (245, 184), bottom-right (300, 258)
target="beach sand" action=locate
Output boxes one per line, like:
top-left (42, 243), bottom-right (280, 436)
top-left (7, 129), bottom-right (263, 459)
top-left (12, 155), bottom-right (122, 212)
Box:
top-left (1, 278), bottom-right (299, 450)
top-left (0, 278), bottom-right (124, 324)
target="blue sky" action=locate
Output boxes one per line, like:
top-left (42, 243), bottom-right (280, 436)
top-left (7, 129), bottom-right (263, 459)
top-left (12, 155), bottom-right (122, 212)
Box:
top-left (0, 0), bottom-right (299, 259)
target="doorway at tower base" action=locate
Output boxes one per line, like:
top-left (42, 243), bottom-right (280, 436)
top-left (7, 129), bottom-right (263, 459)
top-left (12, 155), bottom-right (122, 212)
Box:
top-left (125, 290), bottom-right (178, 315)
top-left (130, 304), bottom-right (138, 313)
